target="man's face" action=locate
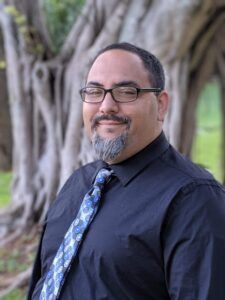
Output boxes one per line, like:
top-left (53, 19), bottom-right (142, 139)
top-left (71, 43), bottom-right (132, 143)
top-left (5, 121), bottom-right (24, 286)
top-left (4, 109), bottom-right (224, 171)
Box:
top-left (83, 49), bottom-right (168, 163)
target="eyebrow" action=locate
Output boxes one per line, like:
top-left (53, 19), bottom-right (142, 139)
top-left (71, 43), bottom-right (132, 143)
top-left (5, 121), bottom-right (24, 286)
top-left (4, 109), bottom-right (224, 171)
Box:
top-left (113, 81), bottom-right (140, 88)
top-left (86, 81), bottom-right (103, 87)
top-left (86, 80), bottom-right (141, 88)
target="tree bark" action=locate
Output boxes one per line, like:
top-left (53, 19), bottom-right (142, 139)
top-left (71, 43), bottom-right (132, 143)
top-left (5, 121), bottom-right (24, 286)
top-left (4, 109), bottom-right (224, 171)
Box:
top-left (0, 28), bottom-right (11, 171)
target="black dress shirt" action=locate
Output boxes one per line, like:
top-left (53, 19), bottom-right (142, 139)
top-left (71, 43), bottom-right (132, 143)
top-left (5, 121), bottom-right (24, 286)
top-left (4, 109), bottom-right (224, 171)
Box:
top-left (28, 132), bottom-right (225, 300)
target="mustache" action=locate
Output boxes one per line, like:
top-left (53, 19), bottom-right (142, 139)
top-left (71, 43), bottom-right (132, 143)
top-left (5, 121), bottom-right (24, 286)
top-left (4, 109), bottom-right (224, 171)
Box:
top-left (91, 115), bottom-right (131, 129)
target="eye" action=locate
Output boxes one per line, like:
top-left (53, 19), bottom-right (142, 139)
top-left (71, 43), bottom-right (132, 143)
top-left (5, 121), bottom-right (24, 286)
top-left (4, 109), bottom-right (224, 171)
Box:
top-left (116, 87), bottom-right (137, 95)
top-left (86, 88), bottom-right (103, 96)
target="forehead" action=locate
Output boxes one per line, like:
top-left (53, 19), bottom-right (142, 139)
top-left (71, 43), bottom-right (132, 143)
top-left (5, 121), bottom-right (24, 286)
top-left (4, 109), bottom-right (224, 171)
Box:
top-left (87, 49), bottom-right (150, 86)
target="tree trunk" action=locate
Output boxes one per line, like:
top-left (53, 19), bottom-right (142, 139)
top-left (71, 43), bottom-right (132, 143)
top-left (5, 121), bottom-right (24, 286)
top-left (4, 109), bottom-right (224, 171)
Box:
top-left (0, 0), bottom-right (225, 243)
top-left (0, 29), bottom-right (11, 171)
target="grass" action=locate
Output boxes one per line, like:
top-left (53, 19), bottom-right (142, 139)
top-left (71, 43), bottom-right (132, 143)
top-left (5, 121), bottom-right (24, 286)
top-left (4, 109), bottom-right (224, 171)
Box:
top-left (0, 171), bottom-right (12, 207)
top-left (0, 233), bottom-right (37, 300)
top-left (192, 79), bottom-right (223, 182)
top-left (1, 289), bottom-right (26, 300)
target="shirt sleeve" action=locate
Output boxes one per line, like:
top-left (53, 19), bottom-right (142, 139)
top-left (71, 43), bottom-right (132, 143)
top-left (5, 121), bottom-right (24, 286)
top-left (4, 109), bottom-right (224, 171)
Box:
top-left (162, 181), bottom-right (225, 300)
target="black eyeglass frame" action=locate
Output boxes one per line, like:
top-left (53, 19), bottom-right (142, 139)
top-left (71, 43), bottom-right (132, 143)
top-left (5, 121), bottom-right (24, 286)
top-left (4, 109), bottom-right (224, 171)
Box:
top-left (79, 86), bottom-right (162, 103)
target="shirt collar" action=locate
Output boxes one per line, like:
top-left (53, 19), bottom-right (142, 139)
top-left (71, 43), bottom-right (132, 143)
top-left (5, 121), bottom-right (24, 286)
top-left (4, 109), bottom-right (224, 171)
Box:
top-left (92, 131), bottom-right (169, 186)
top-left (110, 131), bottom-right (169, 186)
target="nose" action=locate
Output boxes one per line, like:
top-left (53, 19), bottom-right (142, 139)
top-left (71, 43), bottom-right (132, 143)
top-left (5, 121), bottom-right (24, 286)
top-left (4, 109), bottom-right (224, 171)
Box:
top-left (99, 91), bottom-right (119, 114)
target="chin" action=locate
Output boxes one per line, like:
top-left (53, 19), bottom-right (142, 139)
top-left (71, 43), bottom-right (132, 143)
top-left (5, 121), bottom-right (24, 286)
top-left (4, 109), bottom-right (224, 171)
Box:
top-left (94, 132), bottom-right (121, 141)
top-left (92, 130), bottom-right (129, 163)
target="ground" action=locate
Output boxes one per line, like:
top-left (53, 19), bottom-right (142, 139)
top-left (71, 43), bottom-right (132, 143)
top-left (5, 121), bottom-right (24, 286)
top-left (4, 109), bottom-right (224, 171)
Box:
top-left (0, 227), bottom-right (40, 299)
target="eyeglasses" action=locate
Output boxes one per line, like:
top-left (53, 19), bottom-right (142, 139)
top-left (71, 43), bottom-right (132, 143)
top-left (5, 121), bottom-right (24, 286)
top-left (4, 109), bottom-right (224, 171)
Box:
top-left (80, 86), bottom-right (162, 103)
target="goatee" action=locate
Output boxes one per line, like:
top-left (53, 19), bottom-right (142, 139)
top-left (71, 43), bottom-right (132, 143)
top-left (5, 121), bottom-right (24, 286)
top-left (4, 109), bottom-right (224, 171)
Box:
top-left (91, 114), bottom-right (131, 162)
top-left (92, 131), bottom-right (129, 162)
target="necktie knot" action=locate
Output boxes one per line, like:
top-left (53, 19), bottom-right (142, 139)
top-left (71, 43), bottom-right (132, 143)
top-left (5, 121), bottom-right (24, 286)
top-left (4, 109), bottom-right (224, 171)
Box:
top-left (93, 168), bottom-right (113, 188)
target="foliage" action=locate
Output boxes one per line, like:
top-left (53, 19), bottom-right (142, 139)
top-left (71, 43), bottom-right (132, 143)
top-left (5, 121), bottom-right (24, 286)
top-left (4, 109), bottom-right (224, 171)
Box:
top-left (0, 248), bottom-right (31, 274)
top-left (44, 0), bottom-right (85, 53)
top-left (192, 79), bottom-right (222, 182)
top-left (4, 5), bottom-right (44, 56)
top-left (0, 172), bottom-right (12, 207)
top-left (0, 59), bottom-right (6, 69)
top-left (1, 289), bottom-right (25, 300)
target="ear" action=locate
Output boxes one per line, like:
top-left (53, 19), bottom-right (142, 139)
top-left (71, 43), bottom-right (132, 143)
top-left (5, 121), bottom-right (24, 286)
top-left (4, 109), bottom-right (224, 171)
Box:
top-left (157, 90), bottom-right (169, 122)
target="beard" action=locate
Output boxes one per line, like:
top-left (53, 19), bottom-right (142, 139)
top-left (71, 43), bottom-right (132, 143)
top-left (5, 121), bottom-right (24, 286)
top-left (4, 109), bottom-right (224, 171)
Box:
top-left (92, 131), bottom-right (129, 162)
top-left (91, 114), bottom-right (131, 162)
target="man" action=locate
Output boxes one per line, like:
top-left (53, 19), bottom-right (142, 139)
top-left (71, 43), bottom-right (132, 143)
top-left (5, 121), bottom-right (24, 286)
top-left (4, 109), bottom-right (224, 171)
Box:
top-left (28, 42), bottom-right (225, 299)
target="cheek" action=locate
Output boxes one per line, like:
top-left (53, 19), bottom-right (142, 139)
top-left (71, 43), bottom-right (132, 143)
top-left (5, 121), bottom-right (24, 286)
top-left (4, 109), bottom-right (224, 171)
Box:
top-left (83, 105), bottom-right (97, 135)
top-left (129, 105), bottom-right (157, 134)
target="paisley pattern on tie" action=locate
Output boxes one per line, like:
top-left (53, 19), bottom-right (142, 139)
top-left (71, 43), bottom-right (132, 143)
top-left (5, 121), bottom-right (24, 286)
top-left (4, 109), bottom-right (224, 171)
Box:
top-left (40, 168), bottom-right (113, 300)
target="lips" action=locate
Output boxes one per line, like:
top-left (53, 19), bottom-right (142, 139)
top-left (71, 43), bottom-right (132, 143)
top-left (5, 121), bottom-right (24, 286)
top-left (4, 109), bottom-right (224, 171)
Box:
top-left (92, 115), bottom-right (131, 130)
top-left (98, 120), bottom-right (124, 126)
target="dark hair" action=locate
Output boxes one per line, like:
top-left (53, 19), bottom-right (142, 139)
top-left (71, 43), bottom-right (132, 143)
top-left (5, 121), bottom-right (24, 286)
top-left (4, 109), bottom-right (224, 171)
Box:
top-left (92, 42), bottom-right (165, 89)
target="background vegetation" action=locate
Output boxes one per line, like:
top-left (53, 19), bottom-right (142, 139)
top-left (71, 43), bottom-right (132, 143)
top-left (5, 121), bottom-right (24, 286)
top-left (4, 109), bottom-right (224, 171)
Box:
top-left (44, 0), bottom-right (85, 52)
top-left (192, 79), bottom-right (222, 181)
top-left (0, 172), bottom-right (11, 207)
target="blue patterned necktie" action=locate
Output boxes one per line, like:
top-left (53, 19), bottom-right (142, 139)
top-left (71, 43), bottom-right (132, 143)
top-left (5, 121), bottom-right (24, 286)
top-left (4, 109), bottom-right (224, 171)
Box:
top-left (40, 168), bottom-right (113, 300)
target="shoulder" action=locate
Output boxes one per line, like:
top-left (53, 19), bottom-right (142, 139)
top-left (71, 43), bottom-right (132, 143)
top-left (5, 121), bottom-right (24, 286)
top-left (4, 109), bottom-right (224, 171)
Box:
top-left (162, 178), bottom-right (225, 256)
top-left (157, 144), bottom-right (225, 217)
top-left (160, 144), bottom-right (215, 182)
top-left (163, 176), bottom-right (225, 233)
